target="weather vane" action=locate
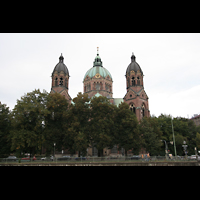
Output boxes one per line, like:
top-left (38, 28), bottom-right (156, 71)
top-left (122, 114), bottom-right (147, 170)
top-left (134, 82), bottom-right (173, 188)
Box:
top-left (97, 47), bottom-right (99, 54)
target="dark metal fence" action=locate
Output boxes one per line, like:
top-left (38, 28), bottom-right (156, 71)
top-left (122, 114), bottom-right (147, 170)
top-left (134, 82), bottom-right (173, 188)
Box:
top-left (0, 155), bottom-right (199, 163)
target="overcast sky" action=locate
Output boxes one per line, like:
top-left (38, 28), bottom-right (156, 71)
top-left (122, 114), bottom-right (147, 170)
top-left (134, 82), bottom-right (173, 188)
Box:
top-left (1, 33), bottom-right (200, 118)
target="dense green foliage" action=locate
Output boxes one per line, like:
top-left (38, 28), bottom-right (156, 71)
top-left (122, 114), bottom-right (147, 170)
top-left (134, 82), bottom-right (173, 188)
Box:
top-left (9, 89), bottom-right (49, 158)
top-left (1, 89), bottom-right (200, 157)
top-left (0, 102), bottom-right (11, 157)
top-left (139, 116), bottom-right (163, 156)
top-left (63, 92), bottom-right (91, 156)
top-left (114, 102), bottom-right (140, 156)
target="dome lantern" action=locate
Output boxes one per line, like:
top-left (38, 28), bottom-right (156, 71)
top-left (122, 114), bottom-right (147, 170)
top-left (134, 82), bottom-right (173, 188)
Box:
top-left (93, 47), bottom-right (103, 67)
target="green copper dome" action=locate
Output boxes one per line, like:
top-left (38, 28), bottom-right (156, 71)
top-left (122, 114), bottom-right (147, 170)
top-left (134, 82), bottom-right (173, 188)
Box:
top-left (84, 50), bottom-right (112, 80)
top-left (84, 66), bottom-right (112, 80)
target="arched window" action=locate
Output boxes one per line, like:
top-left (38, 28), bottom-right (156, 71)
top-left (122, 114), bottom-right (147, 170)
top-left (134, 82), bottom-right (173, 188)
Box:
top-left (141, 104), bottom-right (145, 118)
top-left (87, 83), bottom-right (91, 91)
top-left (100, 82), bottom-right (103, 90)
top-left (132, 77), bottom-right (135, 86)
top-left (96, 82), bottom-right (100, 90)
top-left (55, 77), bottom-right (58, 86)
top-left (65, 78), bottom-right (68, 88)
top-left (105, 83), bottom-right (109, 91)
top-left (127, 77), bottom-right (130, 88)
top-left (137, 77), bottom-right (140, 86)
top-left (59, 77), bottom-right (63, 86)
top-left (129, 104), bottom-right (136, 114)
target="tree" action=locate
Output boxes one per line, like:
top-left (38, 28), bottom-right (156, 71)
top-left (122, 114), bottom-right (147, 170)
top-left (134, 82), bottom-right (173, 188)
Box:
top-left (114, 102), bottom-right (140, 156)
top-left (139, 116), bottom-right (162, 156)
top-left (89, 96), bottom-right (117, 157)
top-left (63, 92), bottom-right (91, 156)
top-left (9, 89), bottom-right (48, 157)
top-left (156, 114), bottom-right (198, 156)
top-left (44, 92), bottom-right (69, 155)
top-left (0, 102), bottom-right (11, 157)
top-left (173, 133), bottom-right (186, 156)
top-left (196, 132), bottom-right (200, 150)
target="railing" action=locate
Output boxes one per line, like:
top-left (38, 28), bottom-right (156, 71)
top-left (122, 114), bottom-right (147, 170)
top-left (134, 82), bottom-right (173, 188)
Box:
top-left (0, 155), bottom-right (198, 164)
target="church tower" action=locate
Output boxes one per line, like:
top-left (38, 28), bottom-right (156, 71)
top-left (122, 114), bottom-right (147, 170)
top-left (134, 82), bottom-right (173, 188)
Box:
top-left (124, 53), bottom-right (150, 121)
top-left (51, 54), bottom-right (71, 103)
top-left (83, 48), bottom-right (113, 98)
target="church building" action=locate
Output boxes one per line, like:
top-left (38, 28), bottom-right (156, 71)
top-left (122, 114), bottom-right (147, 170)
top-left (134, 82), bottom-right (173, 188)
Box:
top-left (51, 48), bottom-right (150, 121)
top-left (50, 48), bottom-right (150, 156)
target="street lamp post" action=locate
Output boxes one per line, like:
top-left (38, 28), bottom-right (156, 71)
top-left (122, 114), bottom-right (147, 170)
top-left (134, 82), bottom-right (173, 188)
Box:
top-left (171, 117), bottom-right (177, 158)
top-left (161, 140), bottom-right (168, 160)
top-left (182, 141), bottom-right (188, 159)
top-left (54, 143), bottom-right (56, 161)
top-left (194, 147), bottom-right (198, 161)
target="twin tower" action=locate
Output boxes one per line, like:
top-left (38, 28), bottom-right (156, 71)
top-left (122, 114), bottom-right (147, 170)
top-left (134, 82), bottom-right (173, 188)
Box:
top-left (51, 49), bottom-right (150, 120)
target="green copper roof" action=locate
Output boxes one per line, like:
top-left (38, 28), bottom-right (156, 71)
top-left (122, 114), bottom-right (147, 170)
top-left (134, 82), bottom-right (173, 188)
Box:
top-left (84, 66), bottom-right (112, 80)
top-left (84, 49), bottom-right (112, 81)
top-left (93, 92), bottom-right (102, 98)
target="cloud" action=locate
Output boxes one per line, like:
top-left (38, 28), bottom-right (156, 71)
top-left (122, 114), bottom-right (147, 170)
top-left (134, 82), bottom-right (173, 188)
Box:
top-left (150, 85), bottom-right (200, 118)
top-left (1, 33), bottom-right (200, 119)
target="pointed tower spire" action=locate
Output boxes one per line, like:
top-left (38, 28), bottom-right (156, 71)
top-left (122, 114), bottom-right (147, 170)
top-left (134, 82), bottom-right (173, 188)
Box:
top-left (97, 47), bottom-right (99, 55)
top-left (59, 53), bottom-right (64, 63)
top-left (131, 52), bottom-right (136, 62)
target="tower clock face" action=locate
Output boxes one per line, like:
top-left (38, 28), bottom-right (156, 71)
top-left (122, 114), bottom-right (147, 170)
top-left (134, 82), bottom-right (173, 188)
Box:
top-left (95, 73), bottom-right (100, 78)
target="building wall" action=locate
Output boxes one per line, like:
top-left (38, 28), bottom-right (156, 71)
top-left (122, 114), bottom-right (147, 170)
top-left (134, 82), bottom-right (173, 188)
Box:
top-left (191, 115), bottom-right (200, 126)
top-left (83, 74), bottom-right (113, 98)
top-left (51, 71), bottom-right (71, 103)
top-left (123, 86), bottom-right (150, 120)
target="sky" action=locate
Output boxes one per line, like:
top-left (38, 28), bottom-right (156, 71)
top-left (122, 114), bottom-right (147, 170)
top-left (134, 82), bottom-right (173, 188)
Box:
top-left (1, 33), bottom-right (200, 118)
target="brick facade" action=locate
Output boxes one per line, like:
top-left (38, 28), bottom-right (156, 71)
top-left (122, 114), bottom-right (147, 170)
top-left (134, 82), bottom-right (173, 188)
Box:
top-left (191, 114), bottom-right (200, 126)
top-left (123, 54), bottom-right (150, 121)
top-left (83, 74), bottom-right (113, 98)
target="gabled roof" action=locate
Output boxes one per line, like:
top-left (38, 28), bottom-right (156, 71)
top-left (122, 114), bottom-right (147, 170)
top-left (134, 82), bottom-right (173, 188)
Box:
top-left (191, 114), bottom-right (200, 120)
top-left (123, 88), bottom-right (148, 99)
